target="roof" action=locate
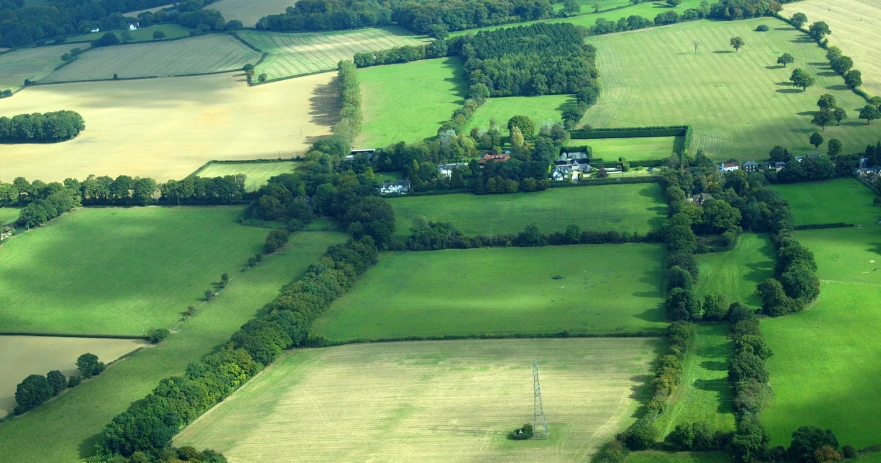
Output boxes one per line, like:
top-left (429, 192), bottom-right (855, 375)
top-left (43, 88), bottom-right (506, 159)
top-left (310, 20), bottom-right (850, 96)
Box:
top-left (743, 161), bottom-right (758, 167)
top-left (720, 162), bottom-right (740, 168)
top-left (479, 154), bottom-right (510, 164)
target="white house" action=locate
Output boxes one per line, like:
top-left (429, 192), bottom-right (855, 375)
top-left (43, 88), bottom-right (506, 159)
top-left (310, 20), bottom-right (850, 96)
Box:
top-left (128, 23), bottom-right (139, 31)
top-left (90, 27), bottom-right (100, 33)
top-left (379, 180), bottom-right (411, 195)
top-left (437, 163), bottom-right (467, 178)
top-left (719, 162), bottom-right (740, 173)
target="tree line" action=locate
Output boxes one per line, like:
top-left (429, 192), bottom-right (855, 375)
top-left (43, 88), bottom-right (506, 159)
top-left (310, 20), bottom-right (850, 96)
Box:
top-left (589, 1), bottom-right (710, 36)
top-left (0, 110), bottom-right (85, 143)
top-left (334, 60), bottom-right (362, 143)
top-left (13, 353), bottom-right (105, 416)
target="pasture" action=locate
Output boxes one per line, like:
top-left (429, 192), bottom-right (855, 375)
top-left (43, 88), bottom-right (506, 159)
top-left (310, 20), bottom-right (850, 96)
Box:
top-left (577, 136), bottom-right (683, 162)
top-left (175, 338), bottom-right (662, 461)
top-left (0, 207), bottom-right (270, 336)
top-left (388, 183), bottom-right (667, 239)
top-left (43, 34), bottom-right (260, 82)
top-left (238, 27), bottom-right (427, 81)
top-left (0, 44), bottom-right (69, 92)
top-left (207, 0), bottom-right (297, 27)
top-left (772, 178), bottom-right (881, 226)
top-left (312, 244), bottom-right (668, 341)
top-left (65, 24), bottom-right (193, 44)
top-left (0, 336), bottom-right (146, 417)
top-left (358, 57), bottom-right (466, 147)
top-left (0, 231), bottom-right (345, 462)
top-left (0, 72), bottom-right (336, 181)
top-left (583, 18), bottom-right (881, 160)
top-left (464, 95), bottom-right (573, 135)
top-left (762, 227), bottom-right (881, 447)
top-left (693, 234), bottom-right (775, 309)
top-left (626, 451), bottom-right (734, 463)
top-left (191, 161), bottom-right (299, 191)
top-left (783, 0), bottom-right (881, 96)
top-left (654, 324), bottom-right (736, 437)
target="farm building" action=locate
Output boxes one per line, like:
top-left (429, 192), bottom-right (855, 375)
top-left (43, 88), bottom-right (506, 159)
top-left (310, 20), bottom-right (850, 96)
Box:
top-left (719, 161), bottom-right (740, 173)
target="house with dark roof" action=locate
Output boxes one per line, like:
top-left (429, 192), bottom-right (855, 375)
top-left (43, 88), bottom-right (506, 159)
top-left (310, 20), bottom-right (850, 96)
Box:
top-left (743, 161), bottom-right (758, 172)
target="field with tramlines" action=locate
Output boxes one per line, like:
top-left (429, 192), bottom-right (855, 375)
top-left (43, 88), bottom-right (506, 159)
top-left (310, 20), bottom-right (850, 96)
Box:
top-left (0, 44), bottom-right (69, 91)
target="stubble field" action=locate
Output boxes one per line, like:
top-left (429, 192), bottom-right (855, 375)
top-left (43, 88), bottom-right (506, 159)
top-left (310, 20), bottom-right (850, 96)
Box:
top-left (0, 44), bottom-right (70, 91)
top-left (175, 338), bottom-right (662, 462)
top-left (205, 0), bottom-right (299, 27)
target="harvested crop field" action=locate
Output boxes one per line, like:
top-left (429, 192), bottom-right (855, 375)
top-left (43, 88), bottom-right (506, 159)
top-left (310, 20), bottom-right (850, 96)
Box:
top-left (0, 44), bottom-right (70, 92)
top-left (43, 34), bottom-right (260, 82)
top-left (0, 336), bottom-right (146, 417)
top-left (207, 0), bottom-right (298, 27)
top-left (176, 338), bottom-right (663, 462)
top-left (191, 161), bottom-right (299, 191)
top-left (0, 72), bottom-right (337, 181)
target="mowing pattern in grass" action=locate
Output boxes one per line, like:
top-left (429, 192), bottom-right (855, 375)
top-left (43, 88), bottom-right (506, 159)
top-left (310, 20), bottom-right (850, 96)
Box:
top-left (238, 27), bottom-right (427, 81)
top-left (0, 44), bottom-right (69, 91)
top-left (0, 208), bottom-right (19, 225)
top-left (654, 324), bottom-right (736, 437)
top-left (176, 338), bottom-right (662, 461)
top-left (626, 451), bottom-right (734, 463)
top-left (0, 231), bottom-right (344, 462)
top-left (358, 57), bottom-right (466, 147)
top-left (43, 34), bottom-right (260, 82)
top-left (312, 244), bottom-right (667, 341)
top-left (191, 161), bottom-right (298, 191)
top-left (66, 24), bottom-right (193, 44)
top-left (573, 136), bottom-right (683, 162)
top-left (762, 227), bottom-right (881, 447)
top-left (772, 178), bottom-right (881, 226)
top-left (583, 19), bottom-right (881, 160)
top-left (389, 184), bottom-right (667, 239)
top-left (464, 94), bottom-right (573, 134)
top-left (693, 234), bottom-right (776, 309)
top-left (0, 207), bottom-right (269, 336)
top-left (783, 0), bottom-right (881, 96)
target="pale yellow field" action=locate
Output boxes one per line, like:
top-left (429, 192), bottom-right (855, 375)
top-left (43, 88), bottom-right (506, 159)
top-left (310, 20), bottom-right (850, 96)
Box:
top-left (0, 44), bottom-right (71, 92)
top-left (0, 72), bottom-right (338, 182)
top-left (176, 338), bottom-right (661, 462)
top-left (784, 0), bottom-right (881, 96)
top-left (0, 336), bottom-right (146, 417)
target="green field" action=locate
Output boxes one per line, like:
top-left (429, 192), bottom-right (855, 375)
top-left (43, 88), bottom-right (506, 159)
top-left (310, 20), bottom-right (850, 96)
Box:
top-left (66, 24), bottom-right (193, 44)
top-left (0, 231), bottom-right (344, 462)
top-left (237, 27), bottom-right (427, 81)
top-left (312, 244), bottom-right (668, 341)
top-left (693, 234), bottom-right (776, 309)
top-left (208, 0), bottom-right (297, 27)
top-left (0, 208), bottom-right (18, 225)
top-left (655, 323), bottom-right (736, 437)
top-left (553, 0), bottom-right (631, 12)
top-left (464, 95), bottom-right (573, 134)
top-left (0, 207), bottom-right (270, 336)
top-left (389, 183), bottom-right (667, 239)
top-left (772, 178), bottom-right (881, 226)
top-left (583, 18), bottom-right (881, 160)
top-left (42, 34), bottom-right (260, 82)
top-left (762, 227), bottom-right (881, 447)
top-left (192, 161), bottom-right (299, 191)
top-left (626, 451), bottom-right (734, 463)
top-left (358, 57), bottom-right (466, 147)
top-left (0, 44), bottom-right (69, 91)
top-left (577, 136), bottom-right (682, 162)
top-left (176, 338), bottom-right (662, 461)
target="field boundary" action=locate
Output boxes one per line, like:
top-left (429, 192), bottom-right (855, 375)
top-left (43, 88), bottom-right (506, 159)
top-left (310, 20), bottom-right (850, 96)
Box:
top-left (0, 331), bottom-right (148, 340)
top-left (323, 331), bottom-right (665, 346)
top-left (30, 67), bottom-right (242, 86)
top-left (570, 125), bottom-right (693, 157)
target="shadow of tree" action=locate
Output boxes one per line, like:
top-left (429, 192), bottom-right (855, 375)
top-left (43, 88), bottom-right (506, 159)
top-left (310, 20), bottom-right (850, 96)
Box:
top-left (308, 74), bottom-right (341, 128)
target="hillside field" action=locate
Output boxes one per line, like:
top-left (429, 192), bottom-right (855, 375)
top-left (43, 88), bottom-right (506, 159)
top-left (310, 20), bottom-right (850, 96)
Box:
top-left (388, 183), bottom-right (667, 239)
top-left (43, 34), bottom-right (260, 82)
top-left (0, 207), bottom-right (270, 336)
top-left (65, 24), bottom-right (193, 44)
top-left (176, 338), bottom-right (662, 462)
top-left (238, 28), bottom-right (427, 81)
top-left (0, 72), bottom-right (336, 181)
top-left (762, 227), bottom-right (881, 447)
top-left (0, 231), bottom-right (345, 462)
top-left (464, 94), bottom-right (573, 135)
top-left (575, 136), bottom-right (683, 162)
top-left (191, 161), bottom-right (299, 191)
top-left (358, 57), bottom-right (466, 147)
top-left (0, 44), bottom-right (69, 91)
top-left (0, 208), bottom-right (19, 225)
top-left (312, 244), bottom-right (668, 341)
top-left (583, 18), bottom-right (881, 160)
top-left (772, 178), bottom-right (881, 226)
top-left (207, 0), bottom-right (297, 27)
top-left (693, 234), bottom-right (775, 309)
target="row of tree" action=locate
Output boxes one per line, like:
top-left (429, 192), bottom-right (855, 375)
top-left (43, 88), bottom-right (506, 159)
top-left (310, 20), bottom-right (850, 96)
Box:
top-left (588, 2), bottom-right (710, 36)
top-left (335, 60), bottom-right (362, 142)
top-left (14, 353), bottom-right (104, 415)
top-left (0, 110), bottom-right (85, 143)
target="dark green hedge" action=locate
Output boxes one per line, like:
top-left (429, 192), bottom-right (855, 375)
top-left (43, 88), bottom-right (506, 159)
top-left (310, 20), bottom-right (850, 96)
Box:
top-left (794, 223), bottom-right (855, 230)
top-left (548, 176), bottom-right (660, 188)
top-left (570, 126), bottom-right (688, 139)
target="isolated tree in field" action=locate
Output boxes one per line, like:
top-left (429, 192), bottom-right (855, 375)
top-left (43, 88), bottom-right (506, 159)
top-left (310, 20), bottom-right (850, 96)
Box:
top-left (790, 69), bottom-right (815, 91)
top-left (832, 107), bottom-right (847, 125)
top-left (630, 0), bottom-right (640, 5)
top-left (562, 0), bottom-right (581, 15)
top-left (693, 40), bottom-right (700, 54)
top-left (777, 53), bottom-right (794, 67)
top-left (844, 70), bottom-right (862, 89)
top-left (860, 105), bottom-right (881, 125)
top-left (790, 12), bottom-right (808, 29)
top-left (592, 2), bottom-right (601, 12)
top-left (76, 353), bottom-right (105, 378)
top-left (827, 138), bottom-right (842, 156)
top-left (242, 64), bottom-right (255, 84)
top-left (809, 132), bottom-right (824, 149)
top-left (61, 52), bottom-right (73, 62)
top-left (730, 36), bottom-right (744, 52)
top-left (808, 21), bottom-right (831, 41)
top-left (816, 94), bottom-right (836, 110)
top-left (258, 73), bottom-right (267, 83)
top-left (666, 0), bottom-right (682, 6)
top-left (811, 109), bottom-right (832, 131)
top-left (15, 375), bottom-right (53, 412)
top-left (153, 30), bottom-right (166, 40)
top-left (46, 370), bottom-right (66, 395)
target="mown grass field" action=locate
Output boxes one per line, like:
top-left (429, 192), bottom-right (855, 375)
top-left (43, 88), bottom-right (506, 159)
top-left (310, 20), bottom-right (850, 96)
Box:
top-left (654, 324), bottom-right (736, 437)
top-left (389, 183), bottom-right (667, 239)
top-left (43, 34), bottom-right (260, 82)
top-left (464, 95), bottom-right (574, 134)
top-left (192, 161), bottom-right (299, 191)
top-left (0, 208), bottom-right (19, 225)
top-left (1, 72), bottom-right (336, 181)
top-left (238, 27), bottom-right (427, 81)
top-left (358, 57), bottom-right (466, 147)
top-left (783, 0), bottom-right (881, 96)
top-left (0, 231), bottom-right (344, 462)
top-left (0, 44), bottom-right (69, 91)
top-left (207, 0), bottom-right (297, 27)
top-left (553, 0), bottom-right (631, 12)
top-left (66, 24), bottom-right (193, 44)
top-left (0, 207), bottom-right (270, 336)
top-left (772, 178), bottom-right (881, 226)
top-left (762, 226), bottom-right (881, 447)
top-left (693, 234), bottom-right (776, 309)
top-left (626, 451), bottom-right (734, 463)
top-left (312, 244), bottom-right (668, 341)
top-left (176, 338), bottom-right (662, 461)
top-left (0, 336), bottom-right (146, 417)
top-left (583, 18), bottom-right (881, 160)
top-left (576, 136), bottom-right (683, 162)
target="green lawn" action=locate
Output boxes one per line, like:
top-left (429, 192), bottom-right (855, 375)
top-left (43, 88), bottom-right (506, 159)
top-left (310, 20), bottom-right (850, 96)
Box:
top-left (654, 323), bottom-right (736, 437)
top-left (626, 451), bottom-right (734, 463)
top-left (582, 18), bottom-right (881, 161)
top-left (191, 161), bottom-right (299, 192)
top-left (0, 231), bottom-right (345, 462)
top-left (0, 208), bottom-right (18, 225)
top-left (389, 183), bottom-right (667, 239)
top-left (694, 234), bottom-right (776, 309)
top-left (772, 178), bottom-right (881, 226)
top-left (66, 24), bottom-right (193, 43)
top-left (576, 136), bottom-right (683, 162)
top-left (0, 207), bottom-right (270, 336)
top-left (762, 227), bottom-right (881, 447)
top-left (358, 57), bottom-right (467, 147)
top-left (464, 95), bottom-right (575, 134)
top-left (312, 244), bottom-right (668, 341)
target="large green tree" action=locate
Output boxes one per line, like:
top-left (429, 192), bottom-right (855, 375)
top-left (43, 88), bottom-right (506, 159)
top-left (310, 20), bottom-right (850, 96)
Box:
top-left (777, 52), bottom-right (794, 67)
top-left (860, 105), bottom-right (881, 124)
top-left (790, 68), bottom-right (815, 91)
top-left (507, 115), bottom-right (535, 138)
top-left (730, 36), bottom-right (744, 52)
top-left (15, 374), bottom-right (53, 412)
top-left (790, 12), bottom-right (807, 29)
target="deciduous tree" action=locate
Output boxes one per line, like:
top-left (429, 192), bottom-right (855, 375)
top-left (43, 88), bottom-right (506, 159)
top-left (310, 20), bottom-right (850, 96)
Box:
top-left (790, 68), bottom-right (815, 91)
top-left (777, 53), bottom-right (794, 67)
top-left (730, 36), bottom-right (744, 52)
top-left (809, 132), bottom-right (824, 149)
top-left (790, 12), bottom-right (807, 29)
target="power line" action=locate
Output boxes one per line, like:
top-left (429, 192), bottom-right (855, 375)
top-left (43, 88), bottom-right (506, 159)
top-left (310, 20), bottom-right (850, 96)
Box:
top-left (533, 360), bottom-right (549, 440)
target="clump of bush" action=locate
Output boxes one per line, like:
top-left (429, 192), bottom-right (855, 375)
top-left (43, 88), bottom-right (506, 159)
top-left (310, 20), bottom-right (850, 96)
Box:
top-left (77, 353), bottom-right (105, 378)
top-left (264, 229), bottom-right (289, 253)
top-left (509, 423), bottom-right (533, 440)
top-left (756, 24), bottom-right (769, 31)
top-left (147, 328), bottom-right (170, 344)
